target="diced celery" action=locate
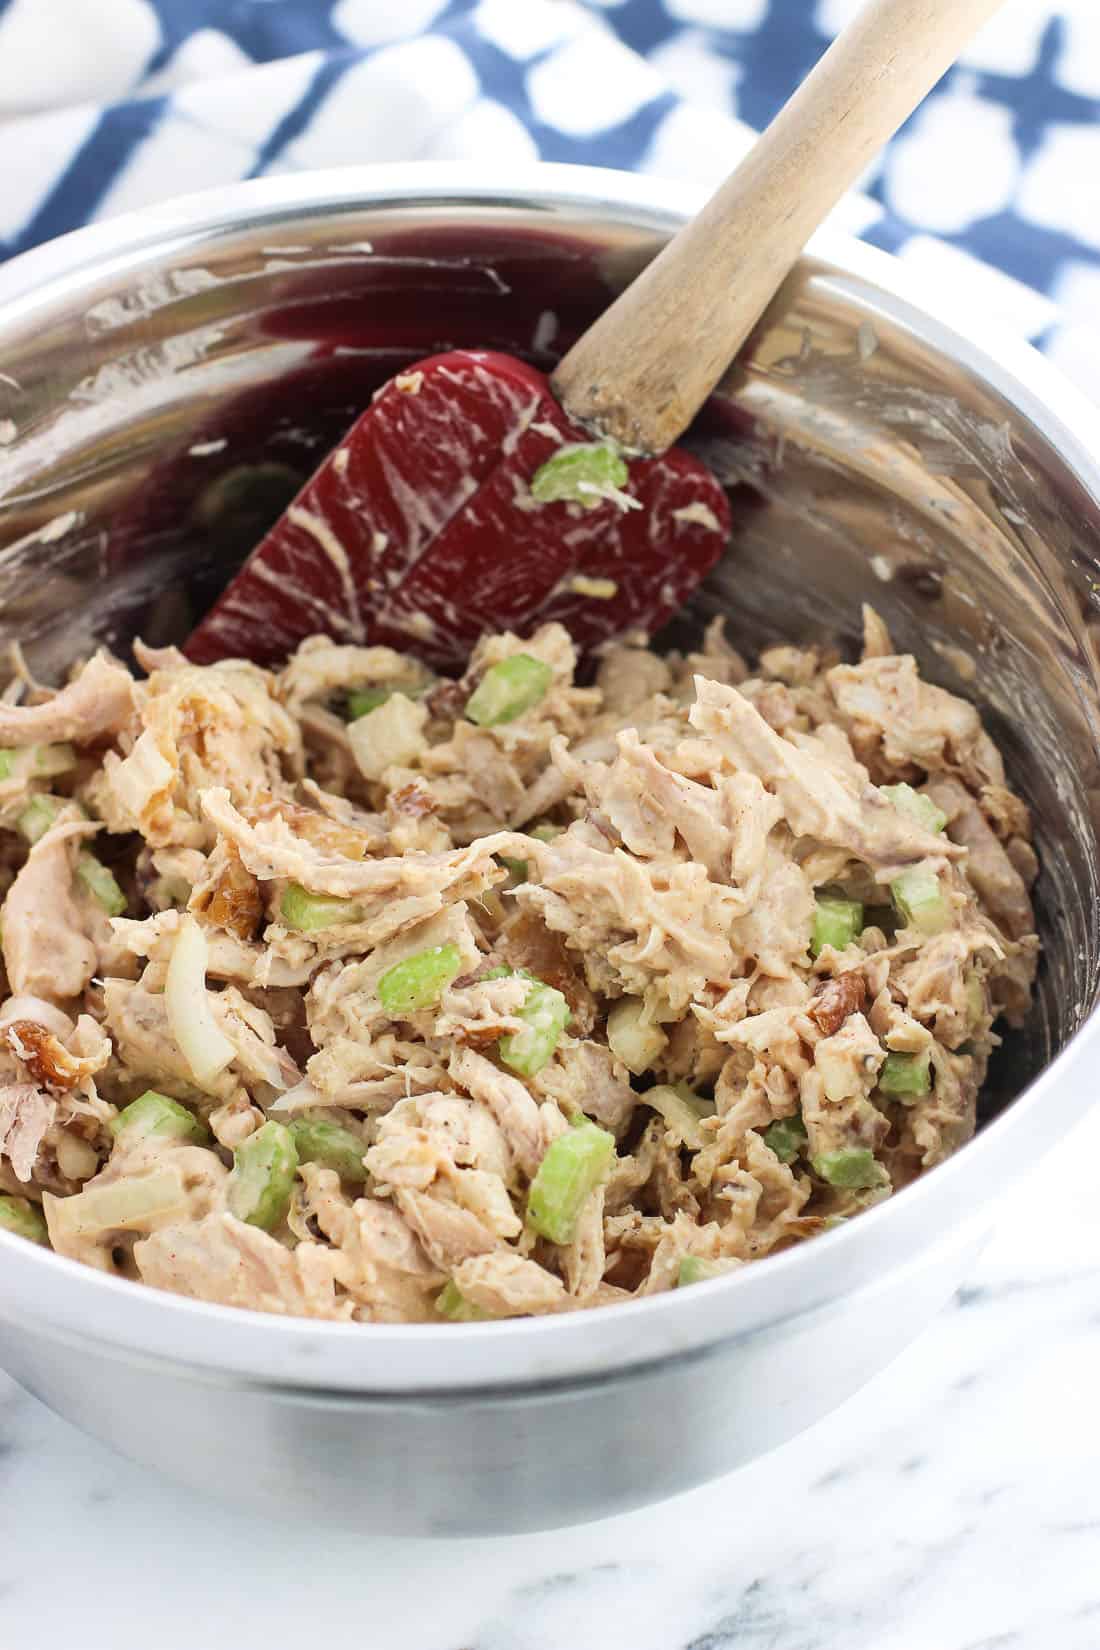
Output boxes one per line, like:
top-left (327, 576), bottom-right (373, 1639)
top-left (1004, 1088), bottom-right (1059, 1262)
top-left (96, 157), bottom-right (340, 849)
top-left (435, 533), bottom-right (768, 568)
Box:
top-left (280, 882), bottom-right (362, 931)
top-left (677, 1256), bottom-right (730, 1287)
top-left (965, 970), bottom-right (985, 1028)
top-left (227, 1120), bottom-right (298, 1231)
top-left (15, 795), bottom-right (126, 914)
top-left (812, 1148), bottom-right (888, 1190)
top-left (111, 1089), bottom-right (209, 1147)
top-left (17, 794), bottom-right (60, 843)
top-left (150, 874), bottom-right (192, 910)
top-left (497, 855), bottom-right (529, 887)
top-left (347, 681), bottom-right (429, 722)
top-left (606, 997), bottom-right (668, 1076)
top-left (878, 1050), bottom-right (932, 1097)
top-left (530, 441), bottom-right (629, 510)
top-left (464, 656), bottom-right (552, 727)
top-left (378, 942), bottom-right (462, 1016)
top-left (645, 1085), bottom-right (715, 1151)
top-left (347, 687), bottom-right (392, 720)
top-left (34, 742), bottom-right (77, 778)
top-left (762, 1112), bottom-right (809, 1164)
top-left (811, 894), bottom-right (864, 958)
top-left (881, 783), bottom-right (947, 834)
top-left (436, 1279), bottom-right (488, 1322)
top-left (0, 743), bottom-right (76, 782)
top-left (0, 1195), bottom-right (48, 1245)
top-left (528, 823), bottom-right (564, 843)
top-left (526, 1119), bottom-right (616, 1244)
top-left (891, 866), bottom-right (951, 936)
top-left (499, 980), bottom-right (571, 1077)
top-left (348, 693), bottom-right (428, 782)
top-left (76, 850), bottom-right (126, 916)
top-left (289, 1118), bottom-right (368, 1184)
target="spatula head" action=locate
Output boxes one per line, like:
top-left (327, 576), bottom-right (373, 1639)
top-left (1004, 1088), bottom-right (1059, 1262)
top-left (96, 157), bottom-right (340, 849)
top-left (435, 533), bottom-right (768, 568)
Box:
top-left (185, 351), bottom-right (730, 669)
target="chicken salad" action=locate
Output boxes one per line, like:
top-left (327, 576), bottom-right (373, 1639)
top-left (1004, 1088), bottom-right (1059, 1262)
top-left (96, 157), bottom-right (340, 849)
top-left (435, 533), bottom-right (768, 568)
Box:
top-left (0, 609), bottom-right (1038, 1322)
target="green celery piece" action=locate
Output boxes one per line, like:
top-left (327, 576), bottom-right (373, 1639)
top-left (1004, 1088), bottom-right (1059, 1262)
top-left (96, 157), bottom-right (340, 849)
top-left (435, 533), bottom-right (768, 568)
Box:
top-left (347, 679), bottom-right (429, 722)
top-left (677, 1256), bottom-right (728, 1287)
top-left (34, 742), bottom-right (77, 778)
top-left (497, 855), bottom-right (529, 886)
top-left (436, 1279), bottom-right (488, 1322)
top-left (891, 866), bottom-right (951, 936)
top-left (111, 1089), bottom-right (209, 1146)
top-left (18, 794), bottom-right (61, 843)
top-left (527, 1119), bottom-right (616, 1244)
top-left (76, 851), bottom-right (126, 917)
top-left (811, 894), bottom-right (864, 958)
top-left (280, 882), bottom-right (362, 932)
top-left (499, 980), bottom-right (570, 1077)
top-left (0, 1195), bottom-right (49, 1245)
top-left (464, 656), bottom-right (552, 727)
top-left (881, 783), bottom-right (947, 834)
top-left (288, 1118), bottom-right (368, 1184)
top-left (16, 795), bottom-right (125, 914)
top-left (378, 942), bottom-right (462, 1016)
top-left (530, 442), bottom-right (629, 510)
top-left (878, 1050), bottom-right (932, 1097)
top-left (347, 687), bottom-right (392, 720)
top-left (150, 874), bottom-right (192, 910)
top-left (528, 823), bottom-right (564, 843)
top-left (762, 1113), bottom-right (809, 1164)
top-left (227, 1121), bottom-right (298, 1231)
top-left (0, 744), bottom-right (76, 783)
top-left (812, 1148), bottom-right (888, 1190)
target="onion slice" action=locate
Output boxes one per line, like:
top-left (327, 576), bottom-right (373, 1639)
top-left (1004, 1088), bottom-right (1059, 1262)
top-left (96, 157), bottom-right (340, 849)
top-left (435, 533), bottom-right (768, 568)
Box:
top-left (165, 914), bottom-right (237, 1088)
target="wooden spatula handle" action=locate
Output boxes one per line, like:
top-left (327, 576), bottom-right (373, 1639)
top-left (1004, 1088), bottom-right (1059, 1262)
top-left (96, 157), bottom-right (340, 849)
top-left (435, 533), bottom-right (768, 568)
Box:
top-left (553, 0), bottom-right (1004, 454)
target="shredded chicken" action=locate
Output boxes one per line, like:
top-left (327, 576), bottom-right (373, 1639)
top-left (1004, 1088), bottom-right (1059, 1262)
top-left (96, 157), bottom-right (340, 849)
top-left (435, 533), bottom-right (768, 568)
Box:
top-left (1, 615), bottom-right (1036, 1324)
top-left (0, 653), bottom-right (134, 747)
top-left (2, 826), bottom-right (98, 1002)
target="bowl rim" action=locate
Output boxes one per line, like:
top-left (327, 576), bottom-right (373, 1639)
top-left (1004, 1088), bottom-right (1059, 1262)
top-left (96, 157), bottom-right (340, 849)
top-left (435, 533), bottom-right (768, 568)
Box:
top-left (0, 160), bottom-right (1098, 1396)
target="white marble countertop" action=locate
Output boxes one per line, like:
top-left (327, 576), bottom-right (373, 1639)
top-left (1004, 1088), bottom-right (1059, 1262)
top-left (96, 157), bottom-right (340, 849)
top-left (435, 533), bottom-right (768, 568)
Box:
top-left (5, 1106), bottom-right (1099, 1650)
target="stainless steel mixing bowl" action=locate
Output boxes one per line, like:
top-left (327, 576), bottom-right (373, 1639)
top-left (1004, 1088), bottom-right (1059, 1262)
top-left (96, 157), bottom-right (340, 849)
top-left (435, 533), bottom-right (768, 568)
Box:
top-left (0, 165), bottom-right (1097, 1536)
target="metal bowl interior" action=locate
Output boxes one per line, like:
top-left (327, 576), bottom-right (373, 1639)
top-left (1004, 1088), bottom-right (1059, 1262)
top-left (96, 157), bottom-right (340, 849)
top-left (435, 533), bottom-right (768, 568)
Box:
top-left (0, 165), bottom-right (1099, 1403)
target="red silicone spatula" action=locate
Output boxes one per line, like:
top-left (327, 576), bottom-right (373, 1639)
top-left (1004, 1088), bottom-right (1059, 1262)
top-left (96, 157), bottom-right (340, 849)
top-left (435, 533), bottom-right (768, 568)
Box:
top-left (186, 0), bottom-right (1003, 669)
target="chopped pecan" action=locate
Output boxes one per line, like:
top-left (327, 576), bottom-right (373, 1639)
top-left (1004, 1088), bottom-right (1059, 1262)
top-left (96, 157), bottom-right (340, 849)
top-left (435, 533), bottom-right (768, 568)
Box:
top-left (245, 796), bottom-right (374, 860)
top-left (451, 963), bottom-right (499, 991)
top-left (980, 784), bottom-right (1032, 843)
top-left (388, 783), bottom-right (436, 820)
top-left (5, 1021), bottom-right (104, 1090)
top-left (425, 679), bottom-right (467, 721)
top-left (195, 845), bottom-right (263, 942)
top-left (454, 1025), bottom-right (504, 1049)
top-left (809, 972), bottom-right (867, 1036)
top-left (497, 910), bottom-right (597, 1036)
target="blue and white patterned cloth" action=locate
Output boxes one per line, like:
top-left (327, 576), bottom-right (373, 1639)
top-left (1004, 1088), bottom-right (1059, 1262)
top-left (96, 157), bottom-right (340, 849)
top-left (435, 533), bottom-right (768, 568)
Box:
top-left (1, 0), bottom-right (1097, 397)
